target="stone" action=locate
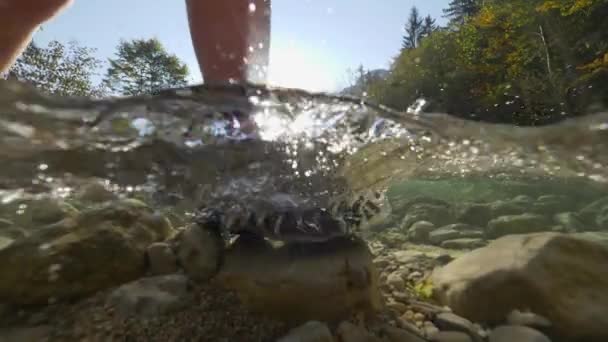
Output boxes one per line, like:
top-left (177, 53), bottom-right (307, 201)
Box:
top-left (433, 313), bottom-right (475, 336)
top-left (74, 181), bottom-right (117, 203)
top-left (377, 231), bottom-right (408, 248)
top-left (216, 236), bottom-right (382, 323)
top-left (431, 232), bottom-right (608, 341)
top-left (488, 325), bottom-right (551, 342)
top-left (176, 223), bottom-right (223, 282)
top-left (506, 309), bottom-right (551, 328)
top-left (401, 204), bottom-right (453, 230)
top-left (0, 199), bottom-right (174, 305)
top-left (430, 331), bottom-right (473, 342)
top-left (22, 197), bottom-right (79, 226)
top-left (457, 203), bottom-right (493, 227)
top-left (392, 250), bottom-right (427, 264)
top-left (337, 321), bottom-right (382, 342)
top-left (571, 231), bottom-right (608, 249)
top-left (511, 195), bottom-right (533, 205)
top-left (387, 300), bottom-right (408, 313)
top-left (382, 326), bottom-right (426, 342)
top-left (0, 325), bottom-right (51, 342)
top-left (407, 221), bottom-right (436, 243)
top-left (278, 321), bottom-right (334, 342)
top-left (486, 214), bottom-right (552, 239)
top-left (441, 238), bottom-right (485, 250)
top-left (387, 272), bottom-right (406, 291)
top-left (532, 196), bottom-right (568, 216)
top-left (422, 321), bottom-right (440, 339)
top-left (107, 274), bottom-right (190, 317)
top-left (441, 223), bottom-right (482, 232)
top-left (429, 228), bottom-right (461, 245)
top-left (490, 201), bottom-right (526, 217)
top-left (553, 212), bottom-right (585, 232)
top-left (146, 242), bottom-right (178, 275)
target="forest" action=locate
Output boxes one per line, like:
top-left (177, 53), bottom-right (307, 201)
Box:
top-left (362, 0), bottom-right (608, 125)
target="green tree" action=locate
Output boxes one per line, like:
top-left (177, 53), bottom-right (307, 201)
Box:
top-left (420, 15), bottom-right (438, 40)
top-left (103, 38), bottom-right (189, 96)
top-left (9, 40), bottom-right (104, 97)
top-left (402, 6), bottom-right (424, 50)
top-left (443, 0), bottom-right (482, 26)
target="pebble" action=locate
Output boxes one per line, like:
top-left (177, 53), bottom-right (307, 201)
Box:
top-left (413, 312), bottom-right (425, 322)
top-left (387, 301), bottom-right (408, 313)
top-left (488, 325), bottom-right (551, 342)
top-left (422, 321), bottom-right (440, 338)
top-left (387, 272), bottom-right (406, 291)
top-left (506, 309), bottom-right (552, 328)
top-left (434, 312), bottom-right (475, 334)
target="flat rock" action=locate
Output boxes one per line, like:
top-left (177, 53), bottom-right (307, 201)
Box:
top-left (215, 236), bottom-right (382, 323)
top-left (429, 228), bottom-right (461, 245)
top-left (278, 321), bottom-right (334, 342)
top-left (407, 221), bottom-right (436, 243)
top-left (441, 238), bottom-right (485, 250)
top-left (433, 313), bottom-right (475, 335)
top-left (488, 325), bottom-right (551, 342)
top-left (486, 214), bottom-right (552, 239)
top-left (431, 232), bottom-right (608, 341)
top-left (506, 309), bottom-right (551, 328)
top-left (107, 274), bottom-right (190, 317)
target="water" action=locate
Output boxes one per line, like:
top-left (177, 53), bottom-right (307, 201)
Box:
top-left (2, 78), bottom-right (608, 340)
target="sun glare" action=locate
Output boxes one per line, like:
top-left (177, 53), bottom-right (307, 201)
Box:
top-left (267, 41), bottom-right (338, 92)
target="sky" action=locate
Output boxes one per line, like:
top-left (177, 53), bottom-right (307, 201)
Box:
top-left (34, 0), bottom-right (448, 92)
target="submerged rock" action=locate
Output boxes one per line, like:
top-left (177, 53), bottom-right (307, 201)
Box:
top-left (486, 214), bottom-right (552, 238)
top-left (428, 228), bottom-right (461, 245)
top-left (0, 198), bottom-right (174, 305)
top-left (552, 212), bottom-right (585, 232)
top-left (176, 223), bottom-right (223, 282)
top-left (407, 221), bottom-right (436, 243)
top-left (73, 180), bottom-right (117, 204)
top-left (401, 203), bottom-right (453, 230)
top-left (430, 232), bottom-right (608, 341)
top-left (215, 236), bottom-right (382, 323)
top-left (488, 325), bottom-right (551, 342)
top-left (146, 242), bottom-right (178, 275)
top-left (107, 274), bottom-right (190, 318)
top-left (440, 238), bottom-right (485, 250)
top-left (277, 321), bottom-right (334, 342)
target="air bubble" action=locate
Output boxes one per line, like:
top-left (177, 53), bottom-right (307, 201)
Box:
top-left (248, 3), bottom-right (256, 12)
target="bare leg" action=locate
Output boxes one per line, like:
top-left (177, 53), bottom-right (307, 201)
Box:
top-left (0, 0), bottom-right (73, 73)
top-left (185, 0), bottom-right (271, 85)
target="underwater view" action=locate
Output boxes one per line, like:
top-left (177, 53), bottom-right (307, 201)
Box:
top-left (1, 0), bottom-right (608, 341)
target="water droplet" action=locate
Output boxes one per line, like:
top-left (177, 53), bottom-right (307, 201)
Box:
top-left (248, 2), bottom-right (257, 12)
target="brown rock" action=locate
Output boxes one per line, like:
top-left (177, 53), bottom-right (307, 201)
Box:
top-left (431, 232), bottom-right (608, 341)
top-left (215, 236), bottom-right (382, 323)
top-left (146, 242), bottom-right (178, 275)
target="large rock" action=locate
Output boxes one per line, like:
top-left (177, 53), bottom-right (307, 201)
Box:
top-left (457, 203), bottom-right (493, 227)
top-left (277, 321), bottom-right (334, 342)
top-left (107, 274), bottom-right (190, 317)
top-left (401, 204), bottom-right (453, 230)
top-left (407, 221), bottom-right (436, 243)
top-left (488, 325), bottom-right (551, 342)
top-left (0, 199), bottom-right (174, 305)
top-left (215, 236), bottom-right (382, 323)
top-left (429, 228), bottom-right (461, 245)
top-left (430, 232), bottom-right (608, 341)
top-left (486, 214), bottom-right (552, 239)
top-left (176, 223), bottom-right (223, 282)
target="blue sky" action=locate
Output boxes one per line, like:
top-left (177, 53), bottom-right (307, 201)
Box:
top-left (34, 0), bottom-right (448, 92)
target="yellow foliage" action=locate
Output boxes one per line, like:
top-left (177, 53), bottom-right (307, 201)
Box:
top-left (412, 279), bottom-right (434, 300)
top-left (578, 52), bottom-right (608, 72)
top-left (475, 7), bottom-right (497, 28)
top-left (537, 0), bottom-right (596, 15)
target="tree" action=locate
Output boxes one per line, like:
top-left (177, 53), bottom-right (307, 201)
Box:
top-left (9, 40), bottom-right (104, 97)
top-left (402, 6), bottom-right (424, 50)
top-left (103, 38), bottom-right (189, 96)
top-left (420, 15), bottom-right (438, 40)
top-left (443, 0), bottom-right (482, 26)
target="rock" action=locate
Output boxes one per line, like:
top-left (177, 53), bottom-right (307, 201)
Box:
top-left (0, 325), bottom-right (51, 342)
top-left (22, 197), bottom-right (79, 226)
top-left (578, 196), bottom-right (608, 224)
top-left (488, 325), bottom-right (551, 342)
top-left (0, 199), bottom-right (174, 305)
top-left (422, 321), bottom-right (440, 339)
top-left (146, 242), bottom-right (178, 275)
top-left (430, 331), bottom-right (473, 342)
top-left (433, 313), bottom-right (476, 336)
top-left (382, 326), bottom-right (426, 342)
top-left (511, 195), bottom-right (533, 205)
top-left (440, 223), bottom-right (482, 232)
top-left (0, 218), bottom-right (13, 229)
top-left (457, 203), bottom-right (493, 227)
top-left (486, 214), bottom-right (552, 239)
top-left (430, 232), bottom-right (608, 341)
top-left (216, 236), bottom-right (382, 323)
top-left (377, 230), bottom-right (408, 248)
top-left (392, 250), bottom-right (427, 265)
top-left (176, 224), bottom-right (223, 282)
top-left (490, 201), bottom-right (526, 217)
top-left (107, 274), bottom-right (190, 317)
top-left (553, 212), bottom-right (585, 232)
top-left (387, 272), bottom-right (406, 291)
top-left (387, 300), bottom-right (408, 313)
top-left (402, 204), bottom-right (453, 230)
top-left (441, 238), bottom-right (485, 250)
top-left (337, 321), bottom-right (381, 342)
top-left (506, 309), bottom-right (551, 328)
top-left (278, 321), bottom-right (334, 342)
top-left (407, 221), bottom-right (436, 243)
top-left (532, 195), bottom-right (568, 216)
top-left (74, 181), bottom-right (116, 203)
top-left (0, 236), bottom-right (14, 250)
top-left (429, 228), bottom-right (461, 245)
top-left (571, 231), bottom-right (608, 249)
